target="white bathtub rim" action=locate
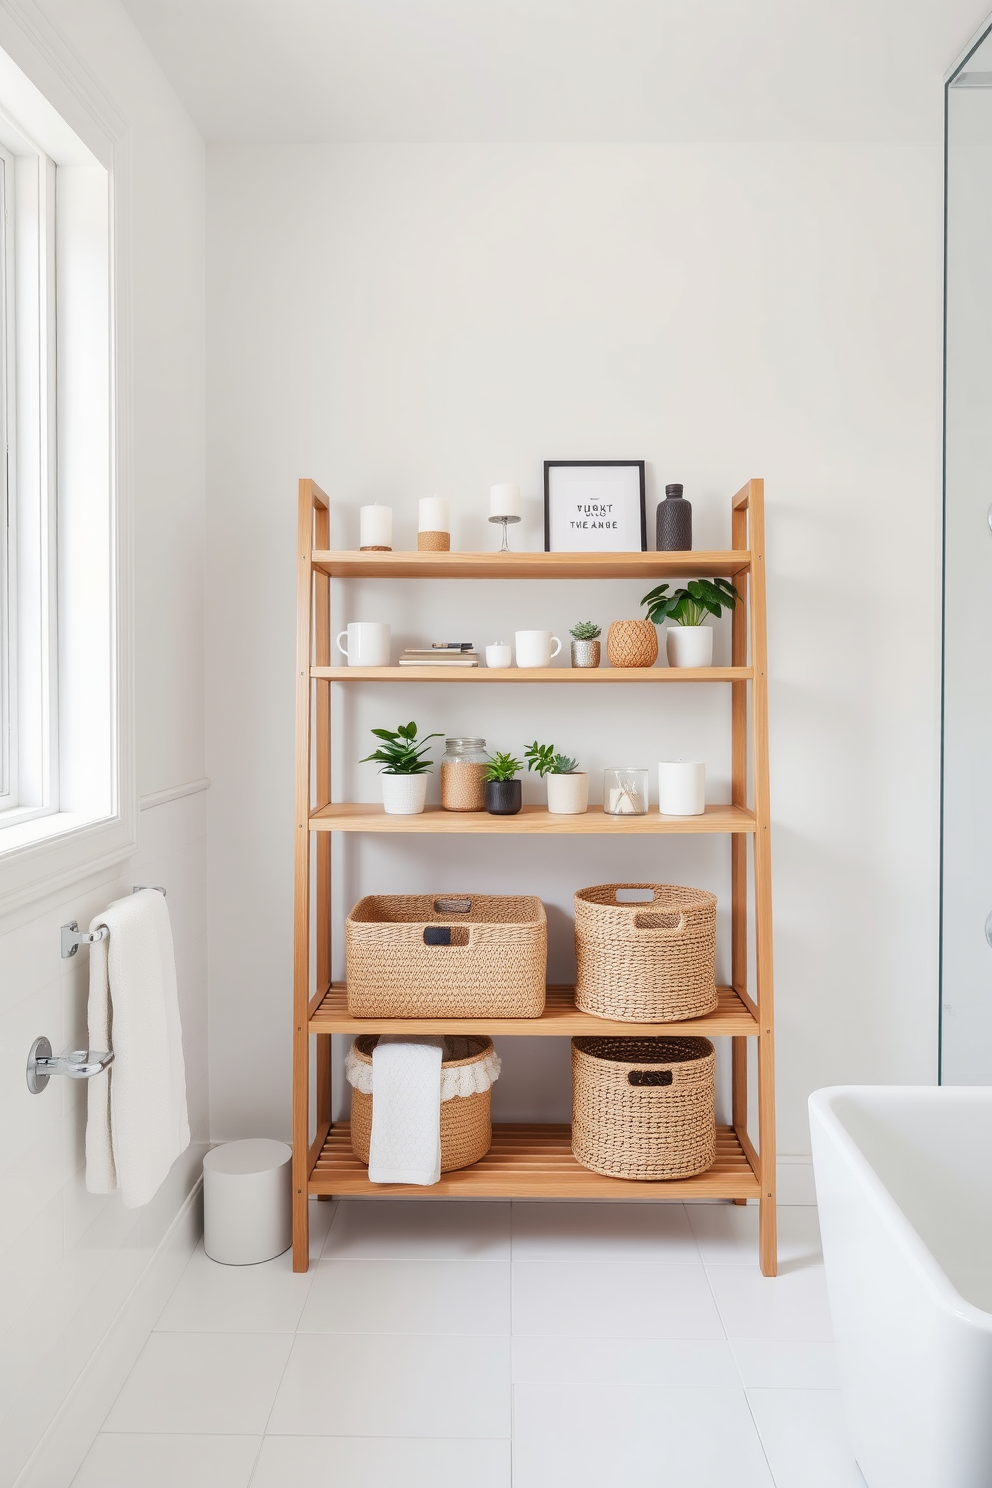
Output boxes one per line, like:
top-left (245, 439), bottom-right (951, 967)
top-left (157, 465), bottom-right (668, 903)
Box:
top-left (809, 1085), bottom-right (992, 1334)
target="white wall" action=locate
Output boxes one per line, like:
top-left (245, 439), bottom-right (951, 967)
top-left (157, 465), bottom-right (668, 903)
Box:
top-left (206, 142), bottom-right (942, 1158)
top-left (0, 3), bottom-right (205, 1481)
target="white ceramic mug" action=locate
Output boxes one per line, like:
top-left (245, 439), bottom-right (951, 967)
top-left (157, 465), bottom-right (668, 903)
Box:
top-left (336, 622), bottom-right (390, 667)
top-left (514, 629), bottom-right (562, 669)
top-left (486, 642), bottom-right (512, 669)
top-left (658, 760), bottom-right (706, 816)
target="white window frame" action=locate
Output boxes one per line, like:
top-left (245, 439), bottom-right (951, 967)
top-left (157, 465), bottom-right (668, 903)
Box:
top-left (0, 20), bottom-right (135, 917)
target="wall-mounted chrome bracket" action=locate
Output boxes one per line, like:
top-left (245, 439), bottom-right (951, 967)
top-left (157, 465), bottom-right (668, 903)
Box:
top-left (26, 1036), bottom-right (114, 1094)
top-left (61, 922), bottom-right (109, 959)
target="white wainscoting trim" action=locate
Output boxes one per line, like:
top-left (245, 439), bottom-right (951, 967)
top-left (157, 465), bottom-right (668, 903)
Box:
top-left (139, 777), bottom-right (211, 811)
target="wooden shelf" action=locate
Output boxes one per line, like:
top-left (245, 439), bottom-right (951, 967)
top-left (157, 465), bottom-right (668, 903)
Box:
top-left (310, 983), bottom-right (758, 1037)
top-left (309, 1122), bottom-right (761, 1200)
top-left (313, 665), bottom-right (752, 683)
top-left (311, 549), bottom-right (750, 580)
top-left (309, 803), bottom-right (756, 834)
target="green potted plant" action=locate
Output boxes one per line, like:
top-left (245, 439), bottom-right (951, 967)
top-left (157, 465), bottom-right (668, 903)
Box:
top-left (569, 621), bottom-right (601, 669)
top-left (483, 751), bottom-right (523, 815)
top-left (641, 578), bottom-right (739, 668)
top-left (359, 720), bottom-right (442, 814)
top-left (525, 741), bottom-right (588, 814)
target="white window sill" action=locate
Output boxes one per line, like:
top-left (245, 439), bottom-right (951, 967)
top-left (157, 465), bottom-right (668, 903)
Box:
top-left (0, 807), bottom-right (108, 852)
top-left (0, 803), bottom-right (135, 917)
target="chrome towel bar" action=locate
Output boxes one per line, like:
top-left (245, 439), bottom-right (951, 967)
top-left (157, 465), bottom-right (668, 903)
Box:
top-left (26, 1036), bottom-right (114, 1094)
top-left (61, 886), bottom-right (166, 957)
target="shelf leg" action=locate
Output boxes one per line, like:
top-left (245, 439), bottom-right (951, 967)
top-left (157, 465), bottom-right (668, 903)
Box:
top-left (731, 1036), bottom-right (748, 1205)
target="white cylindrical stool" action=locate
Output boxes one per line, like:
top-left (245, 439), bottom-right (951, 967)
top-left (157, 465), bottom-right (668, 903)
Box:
top-left (203, 1139), bottom-right (292, 1265)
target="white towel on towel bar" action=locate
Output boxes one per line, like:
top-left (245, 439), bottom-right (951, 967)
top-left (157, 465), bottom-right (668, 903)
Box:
top-left (367, 1036), bottom-right (444, 1185)
top-left (86, 889), bottom-right (190, 1208)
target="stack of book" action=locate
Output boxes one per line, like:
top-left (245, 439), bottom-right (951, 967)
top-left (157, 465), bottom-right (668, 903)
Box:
top-left (399, 644), bottom-right (479, 668)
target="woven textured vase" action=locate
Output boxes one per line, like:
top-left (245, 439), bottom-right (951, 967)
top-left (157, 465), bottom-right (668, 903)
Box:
top-left (571, 1035), bottom-right (716, 1180)
top-left (349, 1034), bottom-right (494, 1172)
top-left (607, 620), bottom-right (658, 668)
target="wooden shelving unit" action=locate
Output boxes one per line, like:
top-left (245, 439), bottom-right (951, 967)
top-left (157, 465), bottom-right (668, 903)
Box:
top-left (293, 477), bottom-right (776, 1274)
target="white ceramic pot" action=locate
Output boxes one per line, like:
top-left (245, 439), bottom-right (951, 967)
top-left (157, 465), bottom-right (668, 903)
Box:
top-left (546, 772), bottom-right (589, 815)
top-left (666, 625), bottom-right (713, 668)
top-left (381, 774), bottom-right (428, 814)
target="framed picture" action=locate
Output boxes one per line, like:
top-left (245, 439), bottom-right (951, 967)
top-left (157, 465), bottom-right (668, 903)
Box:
top-left (544, 461), bottom-right (646, 552)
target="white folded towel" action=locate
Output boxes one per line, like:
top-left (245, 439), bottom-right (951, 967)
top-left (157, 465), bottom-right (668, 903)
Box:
top-left (367, 1036), bottom-right (444, 1185)
top-left (86, 889), bottom-right (190, 1208)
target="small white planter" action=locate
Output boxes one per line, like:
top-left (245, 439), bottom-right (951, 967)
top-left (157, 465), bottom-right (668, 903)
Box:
top-left (546, 772), bottom-right (589, 815)
top-left (666, 625), bottom-right (713, 668)
top-left (381, 774), bottom-right (428, 814)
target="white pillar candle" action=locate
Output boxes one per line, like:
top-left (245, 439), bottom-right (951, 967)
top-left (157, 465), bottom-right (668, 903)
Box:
top-left (419, 495), bottom-right (449, 532)
top-left (360, 504), bottom-right (392, 548)
top-left (658, 760), bottom-right (706, 816)
top-left (489, 483), bottom-right (521, 519)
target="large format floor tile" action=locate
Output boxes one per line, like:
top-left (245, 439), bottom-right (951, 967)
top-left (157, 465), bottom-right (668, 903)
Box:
top-left (154, 1243), bottom-right (315, 1333)
top-left (705, 1263), bottom-right (834, 1342)
top-left (267, 1332), bottom-right (511, 1438)
top-left (747, 1389), bottom-right (867, 1487)
top-left (512, 1335), bottom-right (739, 1386)
top-left (731, 1337), bottom-right (840, 1390)
top-left (513, 1383), bottom-right (774, 1487)
top-left (299, 1258), bottom-right (510, 1334)
top-left (322, 1200), bottom-right (511, 1259)
top-left (71, 1433), bottom-right (261, 1487)
top-left (512, 1260), bottom-right (724, 1338)
top-left (102, 1333), bottom-right (293, 1435)
top-left (688, 1204), bottom-right (822, 1268)
top-left (251, 1434), bottom-right (512, 1487)
top-left (510, 1200), bottom-right (698, 1262)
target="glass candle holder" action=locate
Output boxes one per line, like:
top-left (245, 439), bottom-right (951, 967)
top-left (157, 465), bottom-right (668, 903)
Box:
top-left (603, 767), bottom-right (649, 816)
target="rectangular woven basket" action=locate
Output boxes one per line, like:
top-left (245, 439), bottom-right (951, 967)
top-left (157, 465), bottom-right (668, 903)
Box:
top-left (346, 893), bottom-right (547, 1017)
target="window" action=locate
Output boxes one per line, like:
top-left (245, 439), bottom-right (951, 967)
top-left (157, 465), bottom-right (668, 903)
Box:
top-left (0, 42), bottom-right (135, 913)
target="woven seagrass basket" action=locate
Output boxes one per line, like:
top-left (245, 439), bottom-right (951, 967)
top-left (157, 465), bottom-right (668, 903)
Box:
top-left (348, 1035), bottom-right (495, 1172)
top-left (574, 882), bottom-right (717, 1022)
top-left (606, 619), bottom-right (658, 668)
top-left (346, 894), bottom-right (547, 1017)
top-left (571, 1036), bottom-right (716, 1180)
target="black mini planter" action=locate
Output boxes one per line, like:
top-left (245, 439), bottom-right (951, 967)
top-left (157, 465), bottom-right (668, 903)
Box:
top-left (485, 779), bottom-right (522, 815)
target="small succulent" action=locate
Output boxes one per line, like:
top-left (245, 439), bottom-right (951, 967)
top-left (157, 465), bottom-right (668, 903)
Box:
top-left (483, 751), bottom-right (523, 782)
top-left (525, 741), bottom-right (579, 778)
top-left (641, 578), bottom-right (739, 627)
top-left (569, 621), bottom-right (601, 640)
top-left (360, 721), bottom-right (442, 775)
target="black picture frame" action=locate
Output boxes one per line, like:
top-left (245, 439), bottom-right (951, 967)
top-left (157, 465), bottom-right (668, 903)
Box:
top-left (543, 461), bottom-right (647, 553)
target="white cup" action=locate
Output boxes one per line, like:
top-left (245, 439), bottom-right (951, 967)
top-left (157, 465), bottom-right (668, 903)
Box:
top-left (514, 630), bottom-right (562, 669)
top-left (486, 642), bottom-right (512, 669)
top-left (658, 760), bottom-right (706, 816)
top-left (336, 622), bottom-right (391, 667)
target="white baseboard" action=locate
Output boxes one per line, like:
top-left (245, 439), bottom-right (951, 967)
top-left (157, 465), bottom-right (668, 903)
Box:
top-left (13, 1180), bottom-right (203, 1488)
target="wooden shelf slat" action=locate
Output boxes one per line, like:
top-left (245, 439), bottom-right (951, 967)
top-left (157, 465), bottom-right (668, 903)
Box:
top-left (311, 550), bottom-right (750, 580)
top-left (309, 1122), bottom-right (760, 1199)
top-left (310, 983), bottom-right (759, 1038)
top-left (309, 803), bottom-right (756, 834)
top-left (312, 665), bottom-right (752, 683)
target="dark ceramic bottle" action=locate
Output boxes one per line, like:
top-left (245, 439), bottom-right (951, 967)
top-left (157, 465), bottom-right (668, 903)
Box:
top-left (656, 483), bottom-right (692, 551)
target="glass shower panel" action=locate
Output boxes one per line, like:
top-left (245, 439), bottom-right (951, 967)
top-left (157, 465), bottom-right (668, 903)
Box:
top-left (942, 29), bottom-right (992, 1083)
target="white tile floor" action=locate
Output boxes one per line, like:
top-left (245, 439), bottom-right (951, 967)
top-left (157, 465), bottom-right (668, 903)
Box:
top-left (71, 1197), bottom-right (867, 1487)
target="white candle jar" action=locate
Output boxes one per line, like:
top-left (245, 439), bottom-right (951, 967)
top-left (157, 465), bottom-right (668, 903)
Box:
top-left (603, 767), bottom-right (649, 816)
top-left (658, 760), bottom-right (706, 816)
top-left (359, 504), bottom-right (392, 550)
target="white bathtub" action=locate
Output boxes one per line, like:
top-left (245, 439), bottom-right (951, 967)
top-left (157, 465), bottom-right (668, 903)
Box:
top-left (809, 1087), bottom-right (992, 1488)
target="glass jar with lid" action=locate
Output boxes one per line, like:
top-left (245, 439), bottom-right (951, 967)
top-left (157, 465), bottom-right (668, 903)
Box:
top-left (440, 738), bottom-right (489, 812)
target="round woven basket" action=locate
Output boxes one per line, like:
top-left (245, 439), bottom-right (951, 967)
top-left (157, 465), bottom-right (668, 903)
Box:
top-left (574, 882), bottom-right (717, 1022)
top-left (348, 1035), bottom-right (494, 1172)
top-left (571, 1036), bottom-right (716, 1180)
top-left (607, 619), bottom-right (658, 668)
